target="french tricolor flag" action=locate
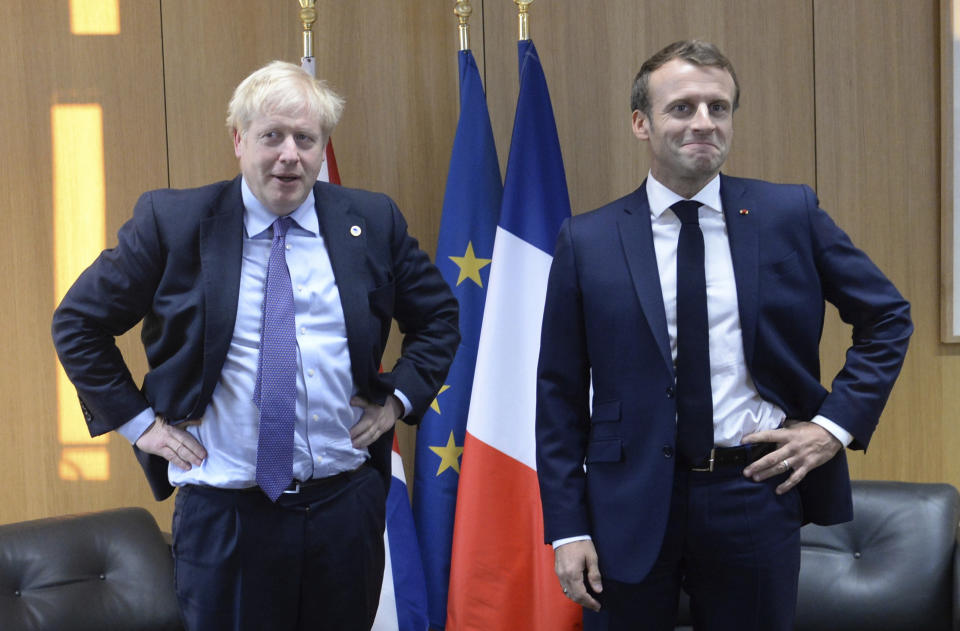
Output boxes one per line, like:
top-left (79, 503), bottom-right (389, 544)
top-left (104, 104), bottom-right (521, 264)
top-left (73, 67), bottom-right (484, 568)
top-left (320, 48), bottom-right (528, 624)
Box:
top-left (445, 40), bottom-right (582, 631)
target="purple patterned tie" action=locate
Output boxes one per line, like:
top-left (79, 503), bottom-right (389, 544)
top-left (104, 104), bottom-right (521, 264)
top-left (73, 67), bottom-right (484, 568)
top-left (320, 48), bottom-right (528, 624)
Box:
top-left (253, 216), bottom-right (297, 501)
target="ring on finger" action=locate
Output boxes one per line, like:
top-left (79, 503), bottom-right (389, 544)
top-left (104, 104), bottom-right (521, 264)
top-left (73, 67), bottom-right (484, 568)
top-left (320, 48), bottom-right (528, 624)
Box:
top-left (780, 459), bottom-right (790, 472)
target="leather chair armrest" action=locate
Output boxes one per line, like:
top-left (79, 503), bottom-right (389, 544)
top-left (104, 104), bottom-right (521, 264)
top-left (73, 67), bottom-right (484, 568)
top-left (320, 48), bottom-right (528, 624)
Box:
top-left (954, 522), bottom-right (960, 631)
top-left (0, 507), bottom-right (183, 630)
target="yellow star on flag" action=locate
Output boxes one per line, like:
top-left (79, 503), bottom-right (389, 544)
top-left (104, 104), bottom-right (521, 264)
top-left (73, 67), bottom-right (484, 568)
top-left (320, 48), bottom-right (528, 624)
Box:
top-left (429, 430), bottom-right (464, 475)
top-left (448, 241), bottom-right (492, 287)
top-left (429, 384), bottom-right (451, 414)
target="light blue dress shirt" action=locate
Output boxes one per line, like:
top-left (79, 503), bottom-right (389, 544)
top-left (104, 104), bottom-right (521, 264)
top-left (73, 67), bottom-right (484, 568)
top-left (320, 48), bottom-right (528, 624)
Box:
top-left (118, 178), bottom-right (410, 488)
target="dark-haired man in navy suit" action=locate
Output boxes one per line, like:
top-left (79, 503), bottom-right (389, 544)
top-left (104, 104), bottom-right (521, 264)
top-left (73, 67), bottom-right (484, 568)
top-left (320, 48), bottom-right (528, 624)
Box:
top-left (53, 60), bottom-right (459, 630)
top-left (536, 40), bottom-right (911, 630)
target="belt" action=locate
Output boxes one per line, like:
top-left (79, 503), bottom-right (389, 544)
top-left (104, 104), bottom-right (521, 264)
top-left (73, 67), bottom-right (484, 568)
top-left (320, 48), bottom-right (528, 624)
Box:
top-left (686, 442), bottom-right (777, 472)
top-left (191, 463), bottom-right (369, 496)
top-left (280, 476), bottom-right (337, 495)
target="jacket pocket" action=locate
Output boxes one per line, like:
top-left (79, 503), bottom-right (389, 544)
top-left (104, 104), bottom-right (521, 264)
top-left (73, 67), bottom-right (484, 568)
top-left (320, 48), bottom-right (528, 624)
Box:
top-left (586, 438), bottom-right (623, 463)
top-left (589, 400), bottom-right (621, 442)
top-left (762, 249), bottom-right (801, 280)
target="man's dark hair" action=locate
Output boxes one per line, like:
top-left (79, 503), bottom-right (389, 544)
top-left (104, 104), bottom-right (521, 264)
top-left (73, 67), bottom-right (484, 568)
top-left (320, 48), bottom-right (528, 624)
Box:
top-left (630, 40), bottom-right (740, 115)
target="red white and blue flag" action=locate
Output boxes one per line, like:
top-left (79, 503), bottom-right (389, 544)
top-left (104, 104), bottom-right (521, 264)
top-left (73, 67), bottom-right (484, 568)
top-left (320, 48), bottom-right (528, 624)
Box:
top-left (372, 436), bottom-right (430, 631)
top-left (304, 55), bottom-right (428, 631)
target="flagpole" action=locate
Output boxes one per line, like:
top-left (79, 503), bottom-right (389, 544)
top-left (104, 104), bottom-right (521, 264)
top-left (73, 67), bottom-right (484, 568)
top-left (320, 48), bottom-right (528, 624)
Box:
top-left (515, 0), bottom-right (533, 41)
top-left (299, 0), bottom-right (317, 76)
top-left (455, 1), bottom-right (472, 52)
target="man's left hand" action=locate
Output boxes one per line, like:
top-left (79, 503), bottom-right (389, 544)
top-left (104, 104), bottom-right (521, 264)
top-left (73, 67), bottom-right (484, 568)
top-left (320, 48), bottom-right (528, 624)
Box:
top-left (349, 395), bottom-right (403, 448)
top-left (742, 421), bottom-right (842, 495)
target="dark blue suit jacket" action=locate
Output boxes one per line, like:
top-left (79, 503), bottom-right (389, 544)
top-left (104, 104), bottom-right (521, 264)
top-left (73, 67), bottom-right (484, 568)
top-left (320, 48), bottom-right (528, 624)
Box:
top-left (536, 175), bottom-right (912, 583)
top-left (53, 176), bottom-right (459, 500)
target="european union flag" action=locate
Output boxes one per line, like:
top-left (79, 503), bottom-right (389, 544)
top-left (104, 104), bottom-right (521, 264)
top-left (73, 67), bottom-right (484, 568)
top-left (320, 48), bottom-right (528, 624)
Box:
top-left (412, 48), bottom-right (502, 630)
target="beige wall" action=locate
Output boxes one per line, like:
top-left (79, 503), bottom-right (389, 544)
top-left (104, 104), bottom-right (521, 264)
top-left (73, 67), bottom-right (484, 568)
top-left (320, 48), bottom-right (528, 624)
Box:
top-left (0, 0), bottom-right (949, 527)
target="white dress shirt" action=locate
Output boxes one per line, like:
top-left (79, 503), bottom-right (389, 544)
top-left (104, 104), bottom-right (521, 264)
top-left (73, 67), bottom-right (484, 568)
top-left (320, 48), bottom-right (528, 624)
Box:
top-left (552, 173), bottom-right (851, 549)
top-left (645, 172), bottom-right (850, 447)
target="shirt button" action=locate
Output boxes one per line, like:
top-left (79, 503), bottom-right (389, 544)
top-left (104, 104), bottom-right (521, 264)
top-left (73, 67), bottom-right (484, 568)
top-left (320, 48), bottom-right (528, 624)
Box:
top-left (663, 446), bottom-right (674, 458)
top-left (665, 386), bottom-right (675, 398)
top-left (297, 285), bottom-right (304, 293)
top-left (316, 456), bottom-right (323, 464)
top-left (300, 327), bottom-right (306, 335)
top-left (285, 244), bottom-right (291, 251)
top-left (307, 369), bottom-right (315, 377)
top-left (312, 414), bottom-right (319, 422)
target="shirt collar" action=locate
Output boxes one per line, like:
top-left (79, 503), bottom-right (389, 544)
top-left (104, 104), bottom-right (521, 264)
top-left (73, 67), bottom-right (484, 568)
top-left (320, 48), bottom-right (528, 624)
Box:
top-left (645, 171), bottom-right (723, 219)
top-left (241, 177), bottom-right (319, 238)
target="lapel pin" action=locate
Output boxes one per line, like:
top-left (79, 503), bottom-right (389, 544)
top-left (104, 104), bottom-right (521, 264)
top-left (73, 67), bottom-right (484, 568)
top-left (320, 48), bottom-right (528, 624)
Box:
top-left (350, 225), bottom-right (362, 237)
top-left (739, 208), bottom-right (750, 216)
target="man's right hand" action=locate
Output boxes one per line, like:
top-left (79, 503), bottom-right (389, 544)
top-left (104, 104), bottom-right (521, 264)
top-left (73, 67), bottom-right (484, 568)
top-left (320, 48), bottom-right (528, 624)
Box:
top-left (555, 539), bottom-right (603, 612)
top-left (135, 415), bottom-right (206, 471)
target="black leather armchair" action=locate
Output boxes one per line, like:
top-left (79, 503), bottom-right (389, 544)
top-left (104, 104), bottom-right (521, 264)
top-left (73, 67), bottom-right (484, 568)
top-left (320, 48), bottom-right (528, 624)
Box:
top-left (0, 507), bottom-right (183, 631)
top-left (678, 480), bottom-right (960, 630)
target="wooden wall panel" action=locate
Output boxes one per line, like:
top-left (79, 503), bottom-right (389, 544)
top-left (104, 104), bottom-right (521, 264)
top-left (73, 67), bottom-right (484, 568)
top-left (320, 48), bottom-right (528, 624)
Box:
top-left (0, 0), bottom-right (168, 525)
top-left (814, 0), bottom-right (949, 483)
top-left (1, 0), bottom-right (953, 529)
top-left (482, 0), bottom-right (816, 216)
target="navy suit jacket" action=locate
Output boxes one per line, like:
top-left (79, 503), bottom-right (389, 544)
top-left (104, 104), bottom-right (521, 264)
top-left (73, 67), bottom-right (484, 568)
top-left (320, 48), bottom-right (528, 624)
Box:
top-left (53, 176), bottom-right (459, 500)
top-left (535, 174), bottom-right (912, 583)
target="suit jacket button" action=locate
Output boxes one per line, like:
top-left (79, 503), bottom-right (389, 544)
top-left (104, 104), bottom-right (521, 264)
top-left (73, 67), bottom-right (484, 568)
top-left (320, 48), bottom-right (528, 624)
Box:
top-left (665, 386), bottom-right (675, 398)
top-left (663, 446), bottom-right (674, 458)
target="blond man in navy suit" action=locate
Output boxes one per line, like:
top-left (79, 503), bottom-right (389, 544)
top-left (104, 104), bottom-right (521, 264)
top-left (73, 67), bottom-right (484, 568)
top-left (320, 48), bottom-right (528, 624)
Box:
top-left (54, 61), bottom-right (459, 630)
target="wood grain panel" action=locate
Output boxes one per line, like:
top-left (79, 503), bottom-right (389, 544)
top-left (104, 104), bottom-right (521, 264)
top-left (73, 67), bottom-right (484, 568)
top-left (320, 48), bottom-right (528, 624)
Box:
top-left (814, 0), bottom-right (950, 484)
top-left (482, 0), bottom-right (815, 215)
top-left (3, 0), bottom-right (950, 531)
top-left (0, 0), bottom-right (168, 525)
top-left (942, 0), bottom-right (959, 342)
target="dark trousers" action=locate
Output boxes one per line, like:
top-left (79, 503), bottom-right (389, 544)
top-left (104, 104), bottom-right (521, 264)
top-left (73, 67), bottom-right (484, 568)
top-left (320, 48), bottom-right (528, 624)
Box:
top-left (171, 463), bottom-right (386, 631)
top-left (584, 465), bottom-right (802, 631)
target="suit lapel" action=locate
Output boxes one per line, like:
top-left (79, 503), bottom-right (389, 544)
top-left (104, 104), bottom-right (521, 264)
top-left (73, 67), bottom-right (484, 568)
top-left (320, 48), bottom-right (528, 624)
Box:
top-left (197, 177), bottom-right (245, 413)
top-left (720, 174), bottom-right (760, 366)
top-left (618, 183), bottom-right (674, 378)
top-left (313, 182), bottom-right (371, 391)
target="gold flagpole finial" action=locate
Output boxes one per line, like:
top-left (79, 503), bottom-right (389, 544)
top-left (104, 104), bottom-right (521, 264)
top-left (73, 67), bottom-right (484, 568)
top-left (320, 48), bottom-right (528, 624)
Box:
top-left (515, 0), bottom-right (534, 41)
top-left (298, 0), bottom-right (317, 60)
top-left (454, 1), bottom-right (473, 52)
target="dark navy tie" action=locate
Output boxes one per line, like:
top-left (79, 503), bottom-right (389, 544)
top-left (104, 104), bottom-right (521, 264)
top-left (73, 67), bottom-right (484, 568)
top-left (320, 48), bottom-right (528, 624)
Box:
top-left (254, 216), bottom-right (297, 501)
top-left (672, 201), bottom-right (714, 465)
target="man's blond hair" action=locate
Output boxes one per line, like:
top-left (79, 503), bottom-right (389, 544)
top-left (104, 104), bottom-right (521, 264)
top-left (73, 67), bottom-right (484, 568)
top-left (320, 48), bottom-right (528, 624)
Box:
top-left (226, 60), bottom-right (345, 138)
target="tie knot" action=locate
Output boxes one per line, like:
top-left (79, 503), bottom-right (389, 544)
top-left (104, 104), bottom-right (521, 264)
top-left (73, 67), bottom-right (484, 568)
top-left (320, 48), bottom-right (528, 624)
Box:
top-left (672, 201), bottom-right (701, 225)
top-left (273, 216), bottom-right (293, 239)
